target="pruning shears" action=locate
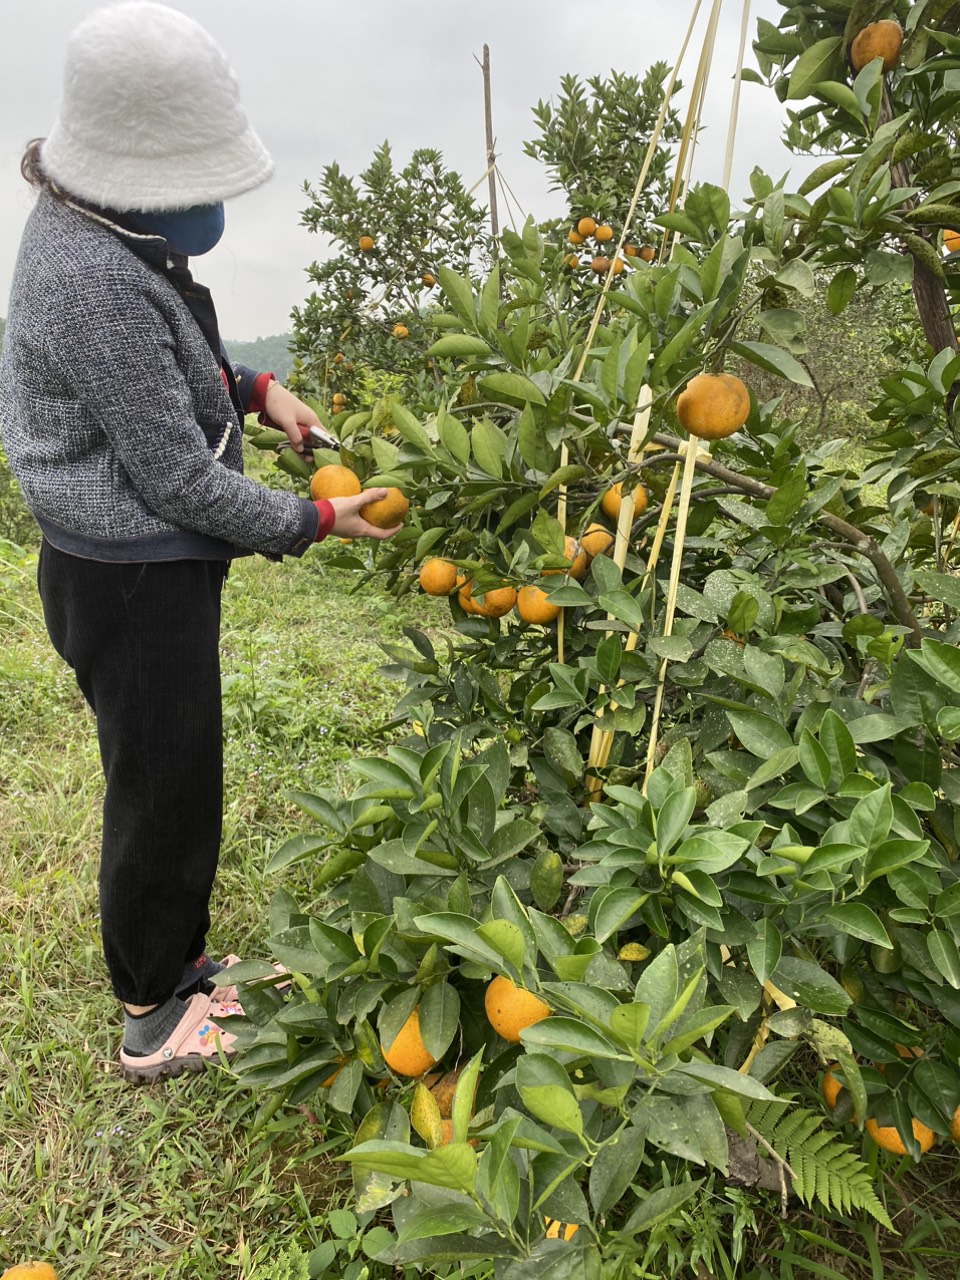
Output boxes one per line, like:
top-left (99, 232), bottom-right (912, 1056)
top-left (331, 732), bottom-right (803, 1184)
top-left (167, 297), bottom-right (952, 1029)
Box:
top-left (276, 424), bottom-right (340, 453)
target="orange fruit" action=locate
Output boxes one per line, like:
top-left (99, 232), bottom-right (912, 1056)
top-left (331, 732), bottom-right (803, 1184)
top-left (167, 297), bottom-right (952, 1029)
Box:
top-left (543, 535), bottom-right (587, 580)
top-left (624, 244), bottom-right (638, 257)
top-left (358, 235), bottom-right (374, 251)
top-left (515, 585), bottom-right (561, 625)
top-left (332, 405), bottom-right (344, 415)
top-left (580, 523), bottom-right (615, 559)
top-left (865, 1116), bottom-right (935, 1156)
top-left (484, 975), bottom-right (550, 1042)
top-left (382, 1009), bottom-right (437, 1077)
top-left (419, 558), bottom-right (461, 596)
top-left (332, 392), bottom-right (346, 405)
top-left (638, 244), bottom-right (656, 263)
top-left (1, 1268), bottom-right (58, 1280)
top-left (577, 216), bottom-right (598, 238)
top-left (951, 1106), bottom-right (960, 1142)
top-left (850, 19), bottom-right (903, 73)
top-left (457, 581), bottom-right (483, 615)
top-left (676, 373), bottom-right (750, 440)
top-left (611, 258), bottom-right (625, 275)
top-left (568, 229), bottom-right (585, 245)
top-left (392, 323), bottom-right (409, 340)
top-left (333, 352), bottom-right (344, 364)
top-left (321, 1056), bottom-right (348, 1088)
top-left (601, 482), bottom-right (647, 522)
top-left (361, 487), bottom-right (409, 528)
top-left (430, 1067), bottom-right (463, 1119)
top-left (474, 585), bottom-right (518, 618)
top-left (595, 224), bottom-right (614, 242)
top-left (943, 229), bottom-right (960, 254)
top-left (545, 1219), bottom-right (579, 1241)
top-left (421, 272), bottom-right (437, 287)
top-left (821, 1064), bottom-right (843, 1111)
top-left (590, 256), bottom-right (610, 274)
top-left (564, 255), bottom-right (581, 269)
top-left (309, 463), bottom-right (362, 502)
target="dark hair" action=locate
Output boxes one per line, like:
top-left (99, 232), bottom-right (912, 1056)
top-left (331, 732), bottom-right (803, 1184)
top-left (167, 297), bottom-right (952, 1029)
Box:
top-left (21, 138), bottom-right (48, 188)
top-left (21, 138), bottom-right (72, 203)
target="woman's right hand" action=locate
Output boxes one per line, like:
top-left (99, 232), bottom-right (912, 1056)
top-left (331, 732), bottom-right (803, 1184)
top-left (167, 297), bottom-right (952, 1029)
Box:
top-left (327, 490), bottom-right (403, 540)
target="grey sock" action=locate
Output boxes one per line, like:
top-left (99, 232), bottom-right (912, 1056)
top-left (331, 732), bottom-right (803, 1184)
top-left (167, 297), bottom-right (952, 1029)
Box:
top-left (123, 994), bottom-right (188, 1057)
top-left (175, 953), bottom-right (225, 998)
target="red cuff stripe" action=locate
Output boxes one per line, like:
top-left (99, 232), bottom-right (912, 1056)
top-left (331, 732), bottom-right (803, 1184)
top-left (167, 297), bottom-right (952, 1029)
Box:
top-left (249, 371), bottom-right (276, 416)
top-left (313, 499), bottom-right (336, 542)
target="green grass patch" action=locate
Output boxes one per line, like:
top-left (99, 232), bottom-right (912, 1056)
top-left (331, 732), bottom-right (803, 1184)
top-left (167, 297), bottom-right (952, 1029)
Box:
top-left (0, 538), bottom-right (447, 1277)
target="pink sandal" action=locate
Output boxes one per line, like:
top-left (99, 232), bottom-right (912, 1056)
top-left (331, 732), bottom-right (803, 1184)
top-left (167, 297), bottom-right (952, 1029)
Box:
top-left (119, 992), bottom-right (238, 1084)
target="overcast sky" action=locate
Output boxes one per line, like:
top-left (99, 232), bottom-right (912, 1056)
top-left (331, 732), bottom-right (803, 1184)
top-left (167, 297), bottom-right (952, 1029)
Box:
top-left (0, 0), bottom-right (811, 342)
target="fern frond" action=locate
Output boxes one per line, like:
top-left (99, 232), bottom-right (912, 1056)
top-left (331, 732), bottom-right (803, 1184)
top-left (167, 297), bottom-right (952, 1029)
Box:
top-left (747, 1100), bottom-right (893, 1230)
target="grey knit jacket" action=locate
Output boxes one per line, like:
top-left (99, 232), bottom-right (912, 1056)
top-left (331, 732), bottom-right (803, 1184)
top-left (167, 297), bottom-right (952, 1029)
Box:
top-left (0, 189), bottom-right (319, 561)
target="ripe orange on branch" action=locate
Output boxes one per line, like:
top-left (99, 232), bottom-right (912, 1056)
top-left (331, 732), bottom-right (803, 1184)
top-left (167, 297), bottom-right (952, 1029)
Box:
top-left (850, 19), bottom-right (903, 73)
top-left (361, 487), bottom-right (409, 528)
top-left (419, 558), bottom-right (461, 596)
top-left (577, 216), bottom-right (598, 238)
top-left (515, 585), bottom-right (561, 625)
top-left (475, 585), bottom-right (518, 618)
top-left (590, 256), bottom-right (610, 274)
top-left (421, 272), bottom-right (437, 287)
top-left (485, 975), bottom-right (550, 1042)
top-left (358, 235), bottom-right (375, 251)
top-left (595, 224), bottom-right (614, 242)
top-left (601, 482), bottom-right (647, 523)
top-left (382, 1009), bottom-right (437, 1077)
top-left (638, 244), bottom-right (656, 263)
top-left (676, 373), bottom-right (750, 440)
top-left (309, 464), bottom-right (362, 501)
top-left (865, 1116), bottom-right (935, 1156)
top-left (568, 229), bottom-right (585, 245)
top-left (392, 323), bottom-right (409, 340)
top-left (580, 523), bottom-right (615, 559)
top-left (943, 229), bottom-right (960, 254)
top-left (543, 535), bottom-right (587, 579)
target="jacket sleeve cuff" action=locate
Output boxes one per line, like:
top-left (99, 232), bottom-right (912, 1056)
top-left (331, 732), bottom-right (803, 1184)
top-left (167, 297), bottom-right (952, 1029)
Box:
top-left (285, 498), bottom-right (322, 558)
top-left (230, 363), bottom-right (269, 415)
top-left (251, 372), bottom-right (276, 417)
top-left (313, 499), bottom-right (336, 541)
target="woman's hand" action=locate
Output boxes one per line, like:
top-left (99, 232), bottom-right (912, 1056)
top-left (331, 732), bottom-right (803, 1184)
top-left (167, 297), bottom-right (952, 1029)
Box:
top-left (327, 490), bottom-right (403, 540)
top-left (263, 380), bottom-right (328, 452)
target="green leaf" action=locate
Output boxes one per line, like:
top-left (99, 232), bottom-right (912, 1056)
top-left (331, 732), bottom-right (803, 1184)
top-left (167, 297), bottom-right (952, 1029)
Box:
top-left (476, 919), bottom-right (527, 972)
top-left (478, 372), bottom-right (547, 406)
top-left (418, 981), bottom-right (461, 1059)
top-left (770, 958), bottom-right (852, 1015)
top-left (726, 708), bottom-right (792, 757)
top-left (827, 267), bottom-right (858, 316)
top-left (928, 929), bottom-right (960, 988)
top-left (426, 334), bottom-right (492, 359)
top-left (786, 36), bottom-right (844, 100)
top-left (521, 1086), bottom-right (585, 1137)
top-left (822, 903), bottom-right (892, 949)
top-left (728, 341), bottom-right (813, 388)
top-left (437, 267), bottom-right (477, 328)
top-left (747, 919), bottom-right (782, 986)
top-left (589, 1125), bottom-right (646, 1214)
top-left (623, 1180), bottom-right (705, 1234)
top-left (521, 1017), bottom-right (629, 1060)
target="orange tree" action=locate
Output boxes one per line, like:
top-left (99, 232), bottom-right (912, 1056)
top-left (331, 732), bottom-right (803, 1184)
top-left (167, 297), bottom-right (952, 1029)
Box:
top-left (230, 6), bottom-right (960, 1275)
top-left (289, 143), bottom-right (489, 414)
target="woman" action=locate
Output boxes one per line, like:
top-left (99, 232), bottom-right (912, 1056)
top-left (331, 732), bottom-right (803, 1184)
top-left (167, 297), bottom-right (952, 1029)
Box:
top-left (0, 2), bottom-right (399, 1083)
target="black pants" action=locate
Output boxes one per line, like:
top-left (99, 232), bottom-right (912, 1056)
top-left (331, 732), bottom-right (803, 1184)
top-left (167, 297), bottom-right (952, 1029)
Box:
top-left (38, 540), bottom-right (226, 1006)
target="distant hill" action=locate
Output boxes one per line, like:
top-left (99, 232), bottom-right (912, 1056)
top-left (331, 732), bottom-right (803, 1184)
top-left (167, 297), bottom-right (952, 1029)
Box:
top-left (223, 332), bottom-right (294, 382)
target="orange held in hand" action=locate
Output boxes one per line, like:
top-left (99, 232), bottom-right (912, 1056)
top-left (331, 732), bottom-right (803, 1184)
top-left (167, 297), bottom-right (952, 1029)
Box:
top-left (484, 974), bottom-right (550, 1042)
top-left (850, 19), bottom-right (903, 73)
top-left (309, 464), bottom-right (362, 502)
top-left (676, 372), bottom-right (751, 440)
top-left (382, 1009), bottom-right (437, 1077)
top-left (360, 487), bottom-right (408, 529)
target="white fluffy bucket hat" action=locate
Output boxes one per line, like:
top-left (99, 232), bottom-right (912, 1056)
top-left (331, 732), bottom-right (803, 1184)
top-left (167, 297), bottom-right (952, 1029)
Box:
top-left (41, 1), bottom-right (273, 211)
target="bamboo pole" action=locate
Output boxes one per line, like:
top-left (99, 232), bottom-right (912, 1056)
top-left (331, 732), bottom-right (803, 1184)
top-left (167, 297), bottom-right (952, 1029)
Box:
top-left (723, 0), bottom-right (753, 191)
top-left (480, 45), bottom-right (500, 247)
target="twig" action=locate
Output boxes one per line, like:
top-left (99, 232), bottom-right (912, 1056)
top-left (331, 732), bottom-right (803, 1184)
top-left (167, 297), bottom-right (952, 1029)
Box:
top-left (649, 432), bottom-right (923, 646)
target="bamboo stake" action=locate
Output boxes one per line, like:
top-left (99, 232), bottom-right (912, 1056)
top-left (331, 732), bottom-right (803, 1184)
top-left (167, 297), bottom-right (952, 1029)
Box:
top-left (480, 46), bottom-right (500, 247)
top-left (723, 0), bottom-right (753, 191)
top-left (643, 437), bottom-right (707, 790)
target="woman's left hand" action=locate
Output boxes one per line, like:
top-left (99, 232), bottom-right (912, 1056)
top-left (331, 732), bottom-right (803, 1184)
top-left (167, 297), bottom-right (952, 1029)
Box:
top-left (263, 381), bottom-right (326, 453)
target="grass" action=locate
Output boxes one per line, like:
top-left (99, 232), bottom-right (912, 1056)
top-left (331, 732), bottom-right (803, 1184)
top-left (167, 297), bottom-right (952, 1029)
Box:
top-left (0, 536), bottom-right (448, 1278)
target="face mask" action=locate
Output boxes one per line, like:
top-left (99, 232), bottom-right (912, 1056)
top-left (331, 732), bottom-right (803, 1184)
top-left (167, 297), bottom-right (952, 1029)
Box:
top-left (131, 202), bottom-right (225, 256)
